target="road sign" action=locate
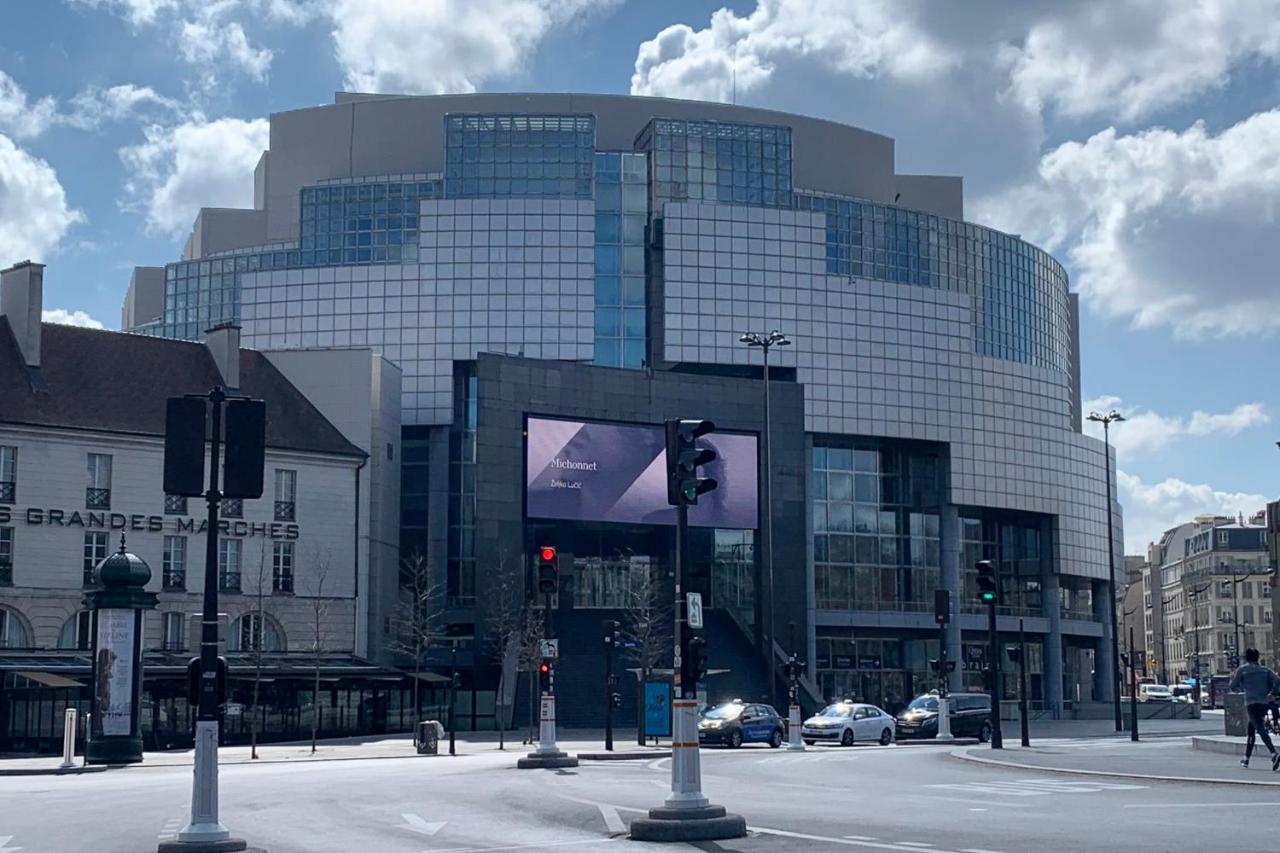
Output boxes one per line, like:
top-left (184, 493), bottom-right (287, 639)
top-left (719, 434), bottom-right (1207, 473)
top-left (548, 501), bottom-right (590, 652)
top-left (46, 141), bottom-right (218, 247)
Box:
top-left (223, 702), bottom-right (243, 717)
top-left (686, 592), bottom-right (704, 630)
top-left (539, 639), bottom-right (559, 659)
top-left (539, 696), bottom-right (555, 722)
top-left (619, 639), bottom-right (640, 650)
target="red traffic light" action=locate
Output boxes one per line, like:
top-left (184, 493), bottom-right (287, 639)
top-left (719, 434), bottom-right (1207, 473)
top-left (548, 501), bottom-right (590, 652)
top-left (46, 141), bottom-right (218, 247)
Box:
top-left (539, 546), bottom-right (557, 562)
top-left (538, 661), bottom-right (551, 674)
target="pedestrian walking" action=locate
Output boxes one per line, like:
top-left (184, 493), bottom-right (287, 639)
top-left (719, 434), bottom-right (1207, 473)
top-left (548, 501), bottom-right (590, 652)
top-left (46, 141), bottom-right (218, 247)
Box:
top-left (1229, 648), bottom-right (1280, 770)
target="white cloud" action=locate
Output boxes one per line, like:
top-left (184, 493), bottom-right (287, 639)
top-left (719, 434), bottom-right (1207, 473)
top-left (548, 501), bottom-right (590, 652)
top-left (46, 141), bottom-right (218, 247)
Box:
top-left (975, 111), bottom-right (1280, 337)
top-left (1117, 471), bottom-right (1269, 553)
top-left (119, 116), bottom-right (268, 236)
top-left (42, 308), bottom-right (105, 329)
top-left (179, 18), bottom-right (273, 82)
top-left (330, 0), bottom-right (620, 95)
top-left (68, 0), bottom-right (178, 27)
top-left (1001, 0), bottom-right (1280, 122)
top-left (1082, 396), bottom-right (1270, 459)
top-left (0, 133), bottom-right (83, 263)
top-left (0, 71), bottom-right (60, 140)
top-left (64, 84), bottom-right (184, 130)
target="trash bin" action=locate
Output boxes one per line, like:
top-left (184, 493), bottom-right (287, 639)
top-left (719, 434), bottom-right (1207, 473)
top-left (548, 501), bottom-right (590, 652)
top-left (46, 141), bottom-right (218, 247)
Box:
top-left (416, 720), bottom-right (440, 754)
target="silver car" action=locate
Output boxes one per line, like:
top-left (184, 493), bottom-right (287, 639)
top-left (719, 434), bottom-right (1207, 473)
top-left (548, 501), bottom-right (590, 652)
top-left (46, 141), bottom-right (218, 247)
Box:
top-left (801, 702), bottom-right (895, 747)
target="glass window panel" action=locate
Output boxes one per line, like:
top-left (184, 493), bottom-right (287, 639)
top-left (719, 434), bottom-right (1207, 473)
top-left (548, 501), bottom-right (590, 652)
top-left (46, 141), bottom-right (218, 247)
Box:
top-left (595, 214), bottom-right (620, 243)
top-left (622, 276), bottom-right (646, 306)
top-left (595, 275), bottom-right (620, 305)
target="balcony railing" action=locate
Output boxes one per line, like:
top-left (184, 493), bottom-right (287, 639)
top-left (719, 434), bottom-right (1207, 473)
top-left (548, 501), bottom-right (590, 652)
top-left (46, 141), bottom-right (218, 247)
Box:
top-left (163, 570), bottom-right (186, 592)
top-left (219, 572), bottom-right (241, 593)
top-left (83, 566), bottom-right (97, 587)
top-left (0, 481), bottom-right (14, 503)
top-left (220, 499), bottom-right (243, 518)
top-left (274, 501), bottom-right (296, 522)
top-left (86, 487), bottom-right (111, 509)
top-left (0, 560), bottom-right (11, 586)
top-left (164, 494), bottom-right (188, 514)
top-left (273, 573), bottom-right (294, 594)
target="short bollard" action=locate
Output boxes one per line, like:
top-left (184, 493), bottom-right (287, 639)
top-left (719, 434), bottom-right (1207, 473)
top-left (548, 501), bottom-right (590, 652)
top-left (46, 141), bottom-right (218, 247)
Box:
top-left (59, 708), bottom-right (77, 770)
top-left (786, 704), bottom-right (805, 751)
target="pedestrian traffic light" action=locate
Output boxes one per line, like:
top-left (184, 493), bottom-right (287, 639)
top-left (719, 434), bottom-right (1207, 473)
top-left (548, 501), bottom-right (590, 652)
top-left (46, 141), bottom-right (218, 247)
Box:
top-left (934, 589), bottom-right (951, 626)
top-left (610, 692), bottom-right (623, 709)
top-left (681, 636), bottom-right (708, 691)
top-left (665, 419), bottom-right (718, 507)
top-left (929, 658), bottom-right (940, 674)
top-left (1006, 645), bottom-right (1022, 665)
top-left (538, 660), bottom-right (552, 694)
top-left (537, 546), bottom-right (558, 595)
top-left (975, 560), bottom-right (998, 604)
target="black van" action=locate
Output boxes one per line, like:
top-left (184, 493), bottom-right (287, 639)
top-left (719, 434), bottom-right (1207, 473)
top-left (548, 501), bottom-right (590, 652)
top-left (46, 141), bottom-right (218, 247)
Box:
top-left (895, 692), bottom-right (993, 741)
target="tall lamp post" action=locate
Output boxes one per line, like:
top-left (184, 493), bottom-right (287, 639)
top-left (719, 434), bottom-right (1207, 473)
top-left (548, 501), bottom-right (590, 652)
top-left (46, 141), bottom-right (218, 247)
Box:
top-left (1088, 409), bottom-right (1125, 732)
top-left (740, 330), bottom-right (790, 708)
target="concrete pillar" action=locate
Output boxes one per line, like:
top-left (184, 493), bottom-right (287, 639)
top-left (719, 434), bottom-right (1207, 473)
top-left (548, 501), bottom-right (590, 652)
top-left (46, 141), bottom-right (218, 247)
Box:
top-left (1094, 578), bottom-right (1116, 704)
top-left (1041, 560), bottom-right (1064, 718)
top-left (940, 505), bottom-right (963, 693)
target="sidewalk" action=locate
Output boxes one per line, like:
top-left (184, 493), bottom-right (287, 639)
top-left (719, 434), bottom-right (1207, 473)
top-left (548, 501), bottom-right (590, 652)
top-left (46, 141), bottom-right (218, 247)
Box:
top-left (953, 734), bottom-right (1280, 787)
top-left (0, 729), bottom-right (670, 776)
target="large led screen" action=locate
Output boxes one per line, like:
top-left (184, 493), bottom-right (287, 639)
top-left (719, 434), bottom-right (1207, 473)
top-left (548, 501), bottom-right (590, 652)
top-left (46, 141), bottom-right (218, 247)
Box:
top-left (526, 417), bottom-right (758, 529)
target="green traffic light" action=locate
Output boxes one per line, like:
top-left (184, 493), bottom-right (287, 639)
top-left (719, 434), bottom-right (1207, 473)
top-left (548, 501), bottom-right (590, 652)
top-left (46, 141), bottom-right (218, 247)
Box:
top-left (981, 592), bottom-right (996, 602)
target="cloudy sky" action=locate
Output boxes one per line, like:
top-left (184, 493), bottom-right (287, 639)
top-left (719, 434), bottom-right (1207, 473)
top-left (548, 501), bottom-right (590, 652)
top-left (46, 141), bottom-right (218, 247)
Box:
top-left (1, 0), bottom-right (1277, 552)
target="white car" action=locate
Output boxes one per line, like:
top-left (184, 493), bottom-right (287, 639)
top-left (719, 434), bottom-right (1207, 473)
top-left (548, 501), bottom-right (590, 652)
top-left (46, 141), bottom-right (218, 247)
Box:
top-left (800, 702), bottom-right (895, 747)
top-left (1138, 684), bottom-right (1173, 702)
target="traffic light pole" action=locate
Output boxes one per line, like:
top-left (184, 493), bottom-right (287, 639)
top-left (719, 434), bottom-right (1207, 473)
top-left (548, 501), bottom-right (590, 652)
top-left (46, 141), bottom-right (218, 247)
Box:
top-left (175, 388), bottom-right (234, 848)
top-left (1018, 619), bottom-right (1030, 748)
top-left (667, 501), bottom-right (706, 807)
top-left (604, 627), bottom-right (615, 753)
top-left (517, 582), bottom-right (577, 769)
top-left (987, 598), bottom-right (1003, 749)
top-left (1129, 626), bottom-right (1140, 742)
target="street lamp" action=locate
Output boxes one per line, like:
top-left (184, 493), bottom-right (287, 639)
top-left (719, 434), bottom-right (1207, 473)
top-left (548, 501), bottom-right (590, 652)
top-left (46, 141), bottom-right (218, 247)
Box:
top-left (1087, 409), bottom-right (1125, 732)
top-left (740, 329), bottom-right (790, 707)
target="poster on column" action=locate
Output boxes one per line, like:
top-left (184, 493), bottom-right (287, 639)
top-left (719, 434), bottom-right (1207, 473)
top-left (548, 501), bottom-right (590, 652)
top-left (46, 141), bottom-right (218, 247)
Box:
top-left (95, 609), bottom-right (135, 736)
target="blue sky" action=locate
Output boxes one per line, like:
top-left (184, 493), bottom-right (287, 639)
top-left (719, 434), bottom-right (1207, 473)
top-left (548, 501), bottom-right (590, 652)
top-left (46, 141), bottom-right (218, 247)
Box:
top-left (1, 0), bottom-right (1277, 552)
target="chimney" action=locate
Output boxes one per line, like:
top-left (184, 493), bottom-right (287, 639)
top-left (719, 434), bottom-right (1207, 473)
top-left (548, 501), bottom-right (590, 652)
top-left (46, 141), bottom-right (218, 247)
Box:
top-left (204, 322), bottom-right (241, 391)
top-left (0, 260), bottom-right (44, 368)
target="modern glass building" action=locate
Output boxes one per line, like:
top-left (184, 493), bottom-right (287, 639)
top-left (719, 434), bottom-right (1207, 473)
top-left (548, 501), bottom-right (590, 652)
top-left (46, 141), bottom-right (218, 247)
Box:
top-left (125, 93), bottom-right (1121, 724)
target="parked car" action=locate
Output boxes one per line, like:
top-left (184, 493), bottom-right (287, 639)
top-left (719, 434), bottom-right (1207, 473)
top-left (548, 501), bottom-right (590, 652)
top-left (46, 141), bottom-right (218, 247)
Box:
top-left (895, 692), bottom-right (993, 741)
top-left (697, 700), bottom-right (785, 748)
top-left (1138, 684), bottom-right (1173, 702)
top-left (801, 702), bottom-right (895, 747)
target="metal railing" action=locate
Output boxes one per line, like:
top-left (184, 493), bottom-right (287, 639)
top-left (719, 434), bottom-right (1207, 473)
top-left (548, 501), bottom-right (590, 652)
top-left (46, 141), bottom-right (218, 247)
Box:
top-left (220, 498), bottom-right (243, 518)
top-left (0, 481), bottom-right (14, 503)
top-left (86, 487), bottom-right (111, 509)
top-left (164, 494), bottom-right (188, 514)
top-left (0, 560), bottom-right (11, 586)
top-left (219, 572), bottom-right (242, 592)
top-left (273, 573), bottom-right (294, 594)
top-left (163, 570), bottom-right (186, 592)
top-left (274, 501), bottom-right (296, 522)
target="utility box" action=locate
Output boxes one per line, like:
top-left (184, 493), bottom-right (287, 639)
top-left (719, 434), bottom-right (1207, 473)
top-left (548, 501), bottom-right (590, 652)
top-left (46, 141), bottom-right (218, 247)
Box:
top-left (416, 720), bottom-right (440, 755)
top-left (1224, 692), bottom-right (1248, 736)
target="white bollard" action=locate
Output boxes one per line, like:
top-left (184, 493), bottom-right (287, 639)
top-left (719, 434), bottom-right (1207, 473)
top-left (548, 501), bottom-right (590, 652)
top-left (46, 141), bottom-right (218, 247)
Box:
top-left (786, 704), bottom-right (805, 751)
top-left (936, 695), bottom-right (955, 741)
top-left (59, 708), bottom-right (77, 769)
top-left (665, 698), bottom-right (709, 809)
top-left (535, 694), bottom-right (558, 755)
top-left (176, 721), bottom-right (231, 843)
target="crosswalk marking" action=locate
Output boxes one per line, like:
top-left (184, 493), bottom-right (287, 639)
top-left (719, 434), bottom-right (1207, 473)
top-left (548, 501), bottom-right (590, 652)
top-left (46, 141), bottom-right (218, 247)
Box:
top-left (926, 778), bottom-right (1146, 797)
top-left (157, 819), bottom-right (183, 842)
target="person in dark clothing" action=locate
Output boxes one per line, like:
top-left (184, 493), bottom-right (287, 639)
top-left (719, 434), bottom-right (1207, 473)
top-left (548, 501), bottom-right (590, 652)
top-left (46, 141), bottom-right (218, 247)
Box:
top-left (1229, 648), bottom-right (1280, 770)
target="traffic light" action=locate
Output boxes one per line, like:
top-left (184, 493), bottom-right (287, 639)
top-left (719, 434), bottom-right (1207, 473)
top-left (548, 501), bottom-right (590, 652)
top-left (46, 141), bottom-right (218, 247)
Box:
top-left (681, 636), bottom-right (708, 691)
top-left (1006, 645), bottom-right (1022, 665)
top-left (610, 692), bottom-right (624, 709)
top-left (537, 546), bottom-right (558, 595)
top-left (934, 589), bottom-right (951, 626)
top-left (538, 660), bottom-right (552, 694)
top-left (665, 419), bottom-right (718, 507)
top-left (975, 560), bottom-right (998, 604)
top-left (929, 658), bottom-right (940, 674)
top-left (602, 619), bottom-right (620, 647)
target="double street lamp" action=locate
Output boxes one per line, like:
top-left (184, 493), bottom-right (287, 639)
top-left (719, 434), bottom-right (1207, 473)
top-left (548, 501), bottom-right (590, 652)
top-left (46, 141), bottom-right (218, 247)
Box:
top-left (740, 330), bottom-right (790, 707)
top-left (1087, 409), bottom-right (1125, 733)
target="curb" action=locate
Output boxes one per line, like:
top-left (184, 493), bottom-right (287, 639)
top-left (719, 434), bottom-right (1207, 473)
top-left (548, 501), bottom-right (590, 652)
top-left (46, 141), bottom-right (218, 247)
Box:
top-left (950, 747), bottom-right (1280, 787)
top-left (577, 750), bottom-right (672, 761)
top-left (0, 765), bottom-right (110, 777)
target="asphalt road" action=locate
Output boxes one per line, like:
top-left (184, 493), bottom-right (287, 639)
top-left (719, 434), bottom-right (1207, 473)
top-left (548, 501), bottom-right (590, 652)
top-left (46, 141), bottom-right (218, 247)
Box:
top-left (3, 738), bottom-right (1278, 852)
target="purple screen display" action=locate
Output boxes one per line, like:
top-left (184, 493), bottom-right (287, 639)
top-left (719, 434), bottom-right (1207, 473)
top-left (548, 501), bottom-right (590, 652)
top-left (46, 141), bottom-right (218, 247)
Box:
top-left (526, 417), bottom-right (759, 529)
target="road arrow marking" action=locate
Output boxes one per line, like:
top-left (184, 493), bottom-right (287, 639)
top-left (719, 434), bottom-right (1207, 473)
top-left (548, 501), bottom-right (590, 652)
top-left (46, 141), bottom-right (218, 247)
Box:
top-left (398, 813), bottom-right (446, 836)
top-left (0, 835), bottom-right (23, 852)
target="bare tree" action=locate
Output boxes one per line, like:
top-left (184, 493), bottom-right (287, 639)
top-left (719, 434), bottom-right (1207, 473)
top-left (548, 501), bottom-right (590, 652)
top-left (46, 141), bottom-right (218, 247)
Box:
top-left (517, 605), bottom-right (544, 745)
top-left (308, 549), bottom-right (333, 755)
top-left (622, 557), bottom-right (670, 681)
top-left (388, 551), bottom-right (445, 732)
top-left (484, 548), bottom-right (527, 750)
top-left (249, 541), bottom-right (269, 760)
